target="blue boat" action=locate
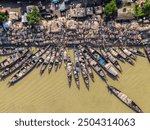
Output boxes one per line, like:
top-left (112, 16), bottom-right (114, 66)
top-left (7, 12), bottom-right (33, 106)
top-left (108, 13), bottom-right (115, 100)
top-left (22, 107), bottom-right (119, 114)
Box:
top-left (99, 57), bottom-right (106, 65)
top-left (87, 47), bottom-right (118, 77)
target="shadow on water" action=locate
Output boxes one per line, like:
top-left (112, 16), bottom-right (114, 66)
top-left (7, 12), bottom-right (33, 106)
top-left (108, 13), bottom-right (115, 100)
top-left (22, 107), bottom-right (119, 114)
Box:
top-left (106, 73), bottom-right (119, 81)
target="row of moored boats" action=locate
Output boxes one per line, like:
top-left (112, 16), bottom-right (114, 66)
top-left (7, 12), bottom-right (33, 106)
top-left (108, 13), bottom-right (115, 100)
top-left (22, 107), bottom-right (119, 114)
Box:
top-left (144, 45), bottom-right (150, 63)
top-left (0, 46), bottom-right (146, 113)
top-left (0, 45), bottom-right (147, 89)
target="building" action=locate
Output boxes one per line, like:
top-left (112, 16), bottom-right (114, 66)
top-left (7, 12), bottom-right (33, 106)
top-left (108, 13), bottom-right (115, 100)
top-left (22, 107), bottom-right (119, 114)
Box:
top-left (116, 7), bottom-right (134, 21)
top-left (69, 8), bottom-right (86, 18)
top-left (94, 6), bottom-right (103, 15)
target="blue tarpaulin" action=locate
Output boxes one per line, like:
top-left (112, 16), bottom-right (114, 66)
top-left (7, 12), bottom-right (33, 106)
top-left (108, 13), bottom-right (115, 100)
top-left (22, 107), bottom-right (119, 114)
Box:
top-left (52, 0), bottom-right (61, 4)
top-left (59, 5), bottom-right (66, 11)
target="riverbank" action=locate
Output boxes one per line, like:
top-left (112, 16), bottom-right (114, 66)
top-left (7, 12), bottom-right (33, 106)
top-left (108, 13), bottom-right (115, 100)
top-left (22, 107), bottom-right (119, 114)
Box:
top-left (0, 49), bottom-right (149, 112)
top-left (0, 19), bottom-right (149, 47)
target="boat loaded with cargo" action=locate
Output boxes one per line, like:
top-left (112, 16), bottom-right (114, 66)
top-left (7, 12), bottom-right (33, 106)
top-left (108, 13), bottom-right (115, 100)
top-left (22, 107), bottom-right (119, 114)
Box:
top-left (0, 47), bottom-right (17, 56)
top-left (79, 45), bottom-right (106, 81)
top-left (0, 44), bottom-right (147, 112)
top-left (8, 46), bottom-right (50, 86)
top-left (0, 48), bottom-right (28, 71)
top-left (40, 48), bottom-right (52, 75)
top-left (36, 46), bottom-right (51, 68)
top-left (108, 85), bottom-right (143, 113)
top-left (66, 54), bottom-right (73, 87)
top-left (109, 48), bottom-right (125, 62)
top-left (0, 50), bottom-right (32, 80)
top-left (48, 48), bottom-right (56, 73)
top-left (100, 48), bottom-right (122, 72)
top-left (120, 48), bottom-right (137, 61)
top-left (78, 49), bottom-right (90, 90)
top-left (73, 47), bottom-right (80, 89)
top-left (144, 45), bottom-right (150, 62)
top-left (87, 47), bottom-right (118, 78)
top-left (115, 48), bottom-right (134, 65)
top-left (128, 48), bottom-right (145, 57)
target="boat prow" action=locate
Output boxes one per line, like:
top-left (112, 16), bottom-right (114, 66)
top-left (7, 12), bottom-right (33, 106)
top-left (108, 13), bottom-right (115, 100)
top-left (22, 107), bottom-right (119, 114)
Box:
top-left (107, 85), bottom-right (143, 113)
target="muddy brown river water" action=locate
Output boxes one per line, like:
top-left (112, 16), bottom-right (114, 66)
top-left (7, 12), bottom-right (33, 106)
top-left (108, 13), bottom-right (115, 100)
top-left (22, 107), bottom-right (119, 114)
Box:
top-left (0, 49), bottom-right (149, 113)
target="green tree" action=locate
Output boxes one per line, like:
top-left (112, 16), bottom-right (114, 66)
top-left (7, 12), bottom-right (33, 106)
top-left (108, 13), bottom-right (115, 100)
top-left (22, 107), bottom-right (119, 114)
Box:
top-left (134, 3), bottom-right (144, 17)
top-left (27, 6), bottom-right (41, 26)
top-left (0, 12), bottom-right (9, 22)
top-left (104, 0), bottom-right (117, 19)
top-left (142, 1), bottom-right (150, 17)
top-left (134, 1), bottom-right (150, 17)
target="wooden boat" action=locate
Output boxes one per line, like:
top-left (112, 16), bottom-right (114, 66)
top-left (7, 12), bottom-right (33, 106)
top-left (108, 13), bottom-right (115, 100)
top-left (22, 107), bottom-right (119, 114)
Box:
top-left (58, 48), bottom-right (64, 69)
top-left (9, 59), bottom-right (37, 86)
top-left (74, 48), bottom-right (80, 75)
top-left (0, 49), bottom-right (28, 71)
top-left (8, 46), bottom-right (50, 86)
top-left (109, 48), bottom-right (125, 62)
top-left (105, 50), bottom-right (122, 72)
top-left (34, 46), bottom-right (50, 59)
top-left (0, 47), bottom-right (17, 56)
top-left (73, 65), bottom-right (80, 89)
top-left (85, 59), bottom-right (95, 82)
top-left (115, 48), bottom-right (134, 65)
top-left (36, 58), bottom-right (44, 68)
top-left (121, 48), bottom-right (137, 61)
top-left (108, 85), bottom-right (143, 113)
top-left (54, 48), bottom-right (60, 72)
top-left (73, 48), bottom-right (80, 89)
top-left (78, 49), bottom-right (89, 90)
top-left (40, 48), bottom-right (52, 75)
top-left (115, 48), bottom-right (127, 59)
top-left (100, 49), bottom-right (107, 58)
top-left (36, 46), bottom-right (51, 68)
top-left (144, 45), bottom-right (150, 62)
top-left (66, 55), bottom-right (73, 87)
top-left (128, 48), bottom-right (145, 57)
top-left (48, 48), bottom-right (56, 73)
top-left (87, 47), bottom-right (118, 77)
top-left (0, 50), bottom-right (32, 80)
top-left (79, 46), bottom-right (106, 81)
top-left (63, 49), bottom-right (67, 69)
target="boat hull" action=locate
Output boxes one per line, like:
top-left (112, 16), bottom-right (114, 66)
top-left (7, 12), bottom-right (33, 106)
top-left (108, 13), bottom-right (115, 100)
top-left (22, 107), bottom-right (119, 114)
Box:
top-left (87, 47), bottom-right (118, 78)
top-left (108, 85), bottom-right (143, 113)
top-left (144, 47), bottom-right (150, 63)
top-left (9, 63), bottom-right (37, 86)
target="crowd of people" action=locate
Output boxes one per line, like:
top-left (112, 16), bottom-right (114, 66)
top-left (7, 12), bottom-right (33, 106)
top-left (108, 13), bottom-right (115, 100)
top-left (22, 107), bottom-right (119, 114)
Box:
top-left (1, 18), bottom-right (149, 47)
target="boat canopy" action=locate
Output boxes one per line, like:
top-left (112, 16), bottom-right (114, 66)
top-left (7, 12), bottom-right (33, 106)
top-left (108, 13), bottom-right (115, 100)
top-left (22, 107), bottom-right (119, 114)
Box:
top-left (59, 5), bottom-right (66, 11)
top-left (52, 0), bottom-right (62, 4)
